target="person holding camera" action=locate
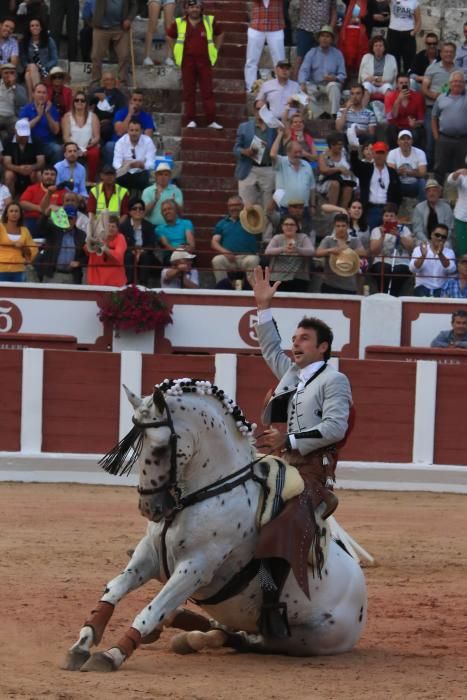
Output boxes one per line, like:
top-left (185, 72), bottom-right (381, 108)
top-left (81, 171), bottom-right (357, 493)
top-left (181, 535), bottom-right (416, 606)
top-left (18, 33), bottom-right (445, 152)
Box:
top-left (19, 17), bottom-right (58, 100)
top-left (368, 201), bottom-right (414, 295)
top-left (384, 73), bottom-right (425, 148)
top-left (409, 223), bottom-right (456, 297)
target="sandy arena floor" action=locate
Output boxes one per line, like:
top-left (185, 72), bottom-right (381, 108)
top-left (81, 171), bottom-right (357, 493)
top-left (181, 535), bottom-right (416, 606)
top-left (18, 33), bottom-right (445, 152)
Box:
top-left (0, 483), bottom-right (465, 700)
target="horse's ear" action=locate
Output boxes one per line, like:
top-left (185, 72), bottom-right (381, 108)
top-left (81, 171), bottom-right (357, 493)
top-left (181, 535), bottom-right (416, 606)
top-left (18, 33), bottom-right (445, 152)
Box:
top-left (153, 387), bottom-right (166, 414)
top-left (123, 385), bottom-right (143, 409)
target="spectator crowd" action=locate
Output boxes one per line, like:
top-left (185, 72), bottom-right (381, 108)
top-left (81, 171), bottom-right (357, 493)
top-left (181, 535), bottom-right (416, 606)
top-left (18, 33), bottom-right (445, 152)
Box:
top-left (0, 0), bottom-right (466, 300)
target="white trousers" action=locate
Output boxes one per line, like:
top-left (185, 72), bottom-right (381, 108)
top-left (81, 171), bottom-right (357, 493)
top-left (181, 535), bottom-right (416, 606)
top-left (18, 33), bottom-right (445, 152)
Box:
top-left (307, 81), bottom-right (342, 117)
top-left (212, 254), bottom-right (261, 283)
top-left (244, 27), bottom-right (285, 91)
top-left (362, 81), bottom-right (392, 96)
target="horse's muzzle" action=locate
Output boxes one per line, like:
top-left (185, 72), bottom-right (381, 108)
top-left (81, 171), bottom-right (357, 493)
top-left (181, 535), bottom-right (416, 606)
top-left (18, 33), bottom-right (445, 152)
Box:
top-left (139, 491), bottom-right (176, 522)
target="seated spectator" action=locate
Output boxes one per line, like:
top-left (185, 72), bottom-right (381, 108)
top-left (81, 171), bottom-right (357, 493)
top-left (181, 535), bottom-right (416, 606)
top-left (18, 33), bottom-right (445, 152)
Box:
top-left (322, 198), bottom-right (370, 248)
top-left (447, 168), bottom-right (467, 257)
top-left (409, 32), bottom-right (439, 91)
top-left (88, 164), bottom-right (129, 220)
top-left (120, 197), bottom-right (162, 287)
top-left (34, 205), bottom-right (87, 284)
top-left (265, 215), bottom-right (314, 292)
top-left (85, 214), bottom-right (127, 287)
top-left (0, 63), bottom-right (28, 140)
top-left (88, 72), bottom-right (127, 145)
top-left (387, 129), bottom-right (426, 201)
top-left (335, 83), bottom-right (376, 143)
top-left (298, 25), bottom-right (346, 118)
top-left (255, 59), bottom-right (300, 119)
top-left (103, 89), bottom-right (156, 166)
top-left (282, 111), bottom-right (317, 164)
top-left (409, 224), bottom-right (456, 297)
top-left (19, 17), bottom-right (58, 99)
top-left (349, 138), bottom-right (401, 230)
top-left (384, 73), bottom-right (425, 149)
top-left (317, 132), bottom-right (356, 208)
top-left (0, 201), bottom-right (37, 282)
top-left (156, 199), bottom-right (195, 264)
top-left (233, 106), bottom-right (277, 210)
top-left (442, 255), bottom-right (467, 299)
top-left (19, 82), bottom-right (62, 164)
top-left (244, 0), bottom-right (285, 94)
top-left (211, 197), bottom-right (261, 289)
top-left (0, 17), bottom-right (19, 67)
top-left (432, 71), bottom-right (467, 186)
top-left (315, 213), bottom-right (367, 294)
top-left (270, 128), bottom-right (316, 230)
top-left (13, 0), bottom-right (49, 35)
top-left (143, 0), bottom-right (176, 67)
top-left (61, 91), bottom-right (101, 183)
top-left (54, 142), bottom-right (88, 200)
top-left (455, 22), bottom-right (467, 83)
top-left (358, 35), bottom-right (397, 105)
top-left (161, 249), bottom-right (200, 289)
top-left (430, 309), bottom-right (467, 348)
top-left (113, 120), bottom-right (156, 193)
top-left (142, 162), bottom-right (183, 228)
top-left (411, 179), bottom-right (454, 245)
top-left (19, 165), bottom-right (64, 237)
top-left (0, 177), bottom-right (12, 218)
top-left (47, 66), bottom-right (72, 120)
top-left (284, 199), bottom-right (316, 244)
top-left (368, 202), bottom-right (414, 295)
top-left (3, 118), bottom-right (45, 197)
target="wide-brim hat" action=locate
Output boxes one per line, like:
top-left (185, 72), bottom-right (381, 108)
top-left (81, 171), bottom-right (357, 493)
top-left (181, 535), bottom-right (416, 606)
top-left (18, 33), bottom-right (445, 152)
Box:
top-left (329, 248), bottom-right (360, 277)
top-left (316, 24), bottom-right (335, 39)
top-left (239, 205), bottom-right (265, 235)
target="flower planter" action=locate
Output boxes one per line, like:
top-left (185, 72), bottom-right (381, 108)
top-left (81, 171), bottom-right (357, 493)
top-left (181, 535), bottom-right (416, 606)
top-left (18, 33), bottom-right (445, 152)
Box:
top-left (112, 328), bottom-right (155, 353)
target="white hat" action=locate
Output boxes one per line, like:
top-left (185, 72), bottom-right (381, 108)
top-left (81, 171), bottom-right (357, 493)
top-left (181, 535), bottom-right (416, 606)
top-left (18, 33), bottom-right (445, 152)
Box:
top-left (398, 129), bottom-right (413, 139)
top-left (15, 118), bottom-right (30, 137)
top-left (155, 162), bottom-right (172, 173)
top-left (170, 249), bottom-right (196, 263)
top-left (49, 66), bottom-right (66, 76)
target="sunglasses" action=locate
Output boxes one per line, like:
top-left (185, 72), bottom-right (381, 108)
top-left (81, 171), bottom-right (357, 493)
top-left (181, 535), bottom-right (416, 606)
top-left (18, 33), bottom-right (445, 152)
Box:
top-left (378, 178), bottom-right (386, 189)
top-left (426, 42), bottom-right (438, 46)
top-left (433, 233), bottom-right (448, 240)
top-left (74, 98), bottom-right (86, 102)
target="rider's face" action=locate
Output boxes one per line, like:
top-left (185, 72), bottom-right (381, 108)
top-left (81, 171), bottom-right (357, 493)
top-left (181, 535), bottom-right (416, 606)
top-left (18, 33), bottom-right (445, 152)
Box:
top-left (291, 327), bottom-right (328, 368)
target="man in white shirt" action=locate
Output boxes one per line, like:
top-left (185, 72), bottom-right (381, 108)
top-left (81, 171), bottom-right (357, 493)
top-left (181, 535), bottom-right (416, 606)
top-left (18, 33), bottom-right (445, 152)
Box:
top-left (255, 59), bottom-right (300, 119)
top-left (387, 129), bottom-right (427, 201)
top-left (250, 265), bottom-right (352, 638)
top-left (409, 223), bottom-right (456, 296)
top-left (113, 119), bottom-right (156, 192)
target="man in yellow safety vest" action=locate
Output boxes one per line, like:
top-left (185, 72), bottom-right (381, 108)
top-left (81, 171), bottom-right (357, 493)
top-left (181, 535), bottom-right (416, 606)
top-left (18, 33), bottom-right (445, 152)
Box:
top-left (88, 164), bottom-right (130, 221)
top-left (166, 0), bottom-right (224, 129)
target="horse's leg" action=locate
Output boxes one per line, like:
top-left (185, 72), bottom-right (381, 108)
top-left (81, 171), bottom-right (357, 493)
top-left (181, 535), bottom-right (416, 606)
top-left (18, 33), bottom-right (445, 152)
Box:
top-left (63, 534), bottom-right (159, 671)
top-left (80, 554), bottom-right (215, 672)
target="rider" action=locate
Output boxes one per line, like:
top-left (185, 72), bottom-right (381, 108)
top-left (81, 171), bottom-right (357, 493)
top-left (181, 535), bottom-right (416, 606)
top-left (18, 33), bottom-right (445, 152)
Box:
top-left (252, 266), bottom-right (353, 639)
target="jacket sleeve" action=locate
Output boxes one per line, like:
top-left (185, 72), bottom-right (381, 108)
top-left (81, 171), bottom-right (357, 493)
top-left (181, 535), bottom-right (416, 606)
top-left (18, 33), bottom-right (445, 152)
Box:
top-left (233, 122), bottom-right (247, 160)
top-left (293, 372), bottom-right (352, 455)
top-left (255, 318), bottom-right (293, 380)
top-left (430, 331), bottom-right (449, 348)
top-left (45, 37), bottom-right (59, 70)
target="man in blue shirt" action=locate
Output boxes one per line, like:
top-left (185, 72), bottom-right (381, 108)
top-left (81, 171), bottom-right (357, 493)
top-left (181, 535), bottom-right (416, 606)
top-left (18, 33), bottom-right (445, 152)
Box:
top-left (211, 195), bottom-right (261, 289)
top-left (298, 24), bottom-right (346, 117)
top-left (54, 142), bottom-right (88, 199)
top-left (431, 309), bottom-right (467, 348)
top-left (19, 82), bottom-right (62, 164)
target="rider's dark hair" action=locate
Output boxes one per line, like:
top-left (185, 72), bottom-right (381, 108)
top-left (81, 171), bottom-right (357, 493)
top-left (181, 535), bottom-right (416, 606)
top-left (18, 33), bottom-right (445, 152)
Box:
top-left (297, 317), bottom-right (333, 361)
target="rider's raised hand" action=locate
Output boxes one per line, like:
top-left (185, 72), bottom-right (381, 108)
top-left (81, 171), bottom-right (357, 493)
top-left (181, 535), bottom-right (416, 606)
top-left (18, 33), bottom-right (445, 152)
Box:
top-left (251, 266), bottom-right (281, 310)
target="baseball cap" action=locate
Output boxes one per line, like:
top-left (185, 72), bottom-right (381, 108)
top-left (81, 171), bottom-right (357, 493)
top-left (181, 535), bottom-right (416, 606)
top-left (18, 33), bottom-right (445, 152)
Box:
top-left (372, 141), bottom-right (389, 153)
top-left (276, 59), bottom-right (291, 68)
top-left (0, 62), bottom-right (16, 71)
top-left (398, 130), bottom-right (413, 139)
top-left (155, 162), bottom-right (172, 173)
top-left (170, 249), bottom-right (196, 263)
top-left (15, 118), bottom-right (30, 137)
top-left (64, 205), bottom-right (78, 218)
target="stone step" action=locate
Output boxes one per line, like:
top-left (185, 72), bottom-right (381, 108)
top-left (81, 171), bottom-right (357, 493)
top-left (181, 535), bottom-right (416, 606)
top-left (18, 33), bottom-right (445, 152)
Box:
top-left (180, 136), bottom-right (236, 150)
top-left (189, 212), bottom-right (226, 228)
top-left (202, 6), bottom-right (249, 21)
top-left (181, 126), bottom-right (238, 139)
top-left (183, 193), bottom-right (237, 207)
top-left (180, 174), bottom-right (237, 189)
top-left (218, 44), bottom-right (247, 59)
top-left (182, 161), bottom-right (235, 177)
top-left (181, 150), bottom-right (236, 164)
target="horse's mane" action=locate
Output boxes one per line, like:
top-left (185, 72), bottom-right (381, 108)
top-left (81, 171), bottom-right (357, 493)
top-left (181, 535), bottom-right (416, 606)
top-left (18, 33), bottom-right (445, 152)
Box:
top-left (155, 378), bottom-right (257, 437)
top-left (100, 378), bottom-right (257, 477)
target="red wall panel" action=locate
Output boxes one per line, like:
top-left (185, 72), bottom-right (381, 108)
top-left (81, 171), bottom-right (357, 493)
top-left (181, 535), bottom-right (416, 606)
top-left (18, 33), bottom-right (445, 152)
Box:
top-left (0, 350), bottom-right (22, 451)
top-left (236, 355), bottom-right (278, 428)
top-left (434, 365), bottom-right (467, 465)
top-left (42, 351), bottom-right (120, 453)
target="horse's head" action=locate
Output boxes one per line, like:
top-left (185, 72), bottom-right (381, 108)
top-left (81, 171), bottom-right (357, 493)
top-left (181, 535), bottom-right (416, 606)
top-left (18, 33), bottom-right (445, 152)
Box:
top-left (125, 385), bottom-right (185, 523)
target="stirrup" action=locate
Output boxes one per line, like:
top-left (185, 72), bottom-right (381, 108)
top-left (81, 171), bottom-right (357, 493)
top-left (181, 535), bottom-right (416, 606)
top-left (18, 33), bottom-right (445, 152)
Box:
top-left (258, 601), bottom-right (290, 639)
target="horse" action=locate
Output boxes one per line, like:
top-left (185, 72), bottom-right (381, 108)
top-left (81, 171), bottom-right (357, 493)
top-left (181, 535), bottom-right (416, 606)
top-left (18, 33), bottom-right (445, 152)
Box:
top-left (63, 378), bottom-right (367, 672)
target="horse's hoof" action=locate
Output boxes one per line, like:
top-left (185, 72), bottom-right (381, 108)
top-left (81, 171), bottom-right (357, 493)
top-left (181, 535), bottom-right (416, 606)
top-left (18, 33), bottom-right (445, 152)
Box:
top-left (80, 651), bottom-right (116, 673)
top-left (171, 632), bottom-right (198, 655)
top-left (61, 649), bottom-right (91, 671)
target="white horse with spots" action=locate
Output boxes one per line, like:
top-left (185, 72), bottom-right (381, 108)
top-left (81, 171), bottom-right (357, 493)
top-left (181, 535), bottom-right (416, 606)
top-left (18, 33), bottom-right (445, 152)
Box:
top-left (63, 379), bottom-right (367, 672)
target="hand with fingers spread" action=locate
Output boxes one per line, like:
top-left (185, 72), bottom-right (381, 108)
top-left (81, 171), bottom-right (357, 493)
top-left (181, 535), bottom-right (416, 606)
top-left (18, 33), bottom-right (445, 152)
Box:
top-left (251, 266), bottom-right (281, 310)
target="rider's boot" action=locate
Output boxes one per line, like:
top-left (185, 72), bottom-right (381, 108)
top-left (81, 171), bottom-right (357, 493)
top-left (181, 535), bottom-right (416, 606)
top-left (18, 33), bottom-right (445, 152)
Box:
top-left (257, 557), bottom-right (291, 639)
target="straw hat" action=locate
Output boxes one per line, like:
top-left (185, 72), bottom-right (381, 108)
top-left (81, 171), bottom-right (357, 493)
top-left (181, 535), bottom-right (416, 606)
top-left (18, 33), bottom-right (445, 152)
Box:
top-left (329, 248), bottom-right (361, 277)
top-left (239, 205), bottom-right (265, 235)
